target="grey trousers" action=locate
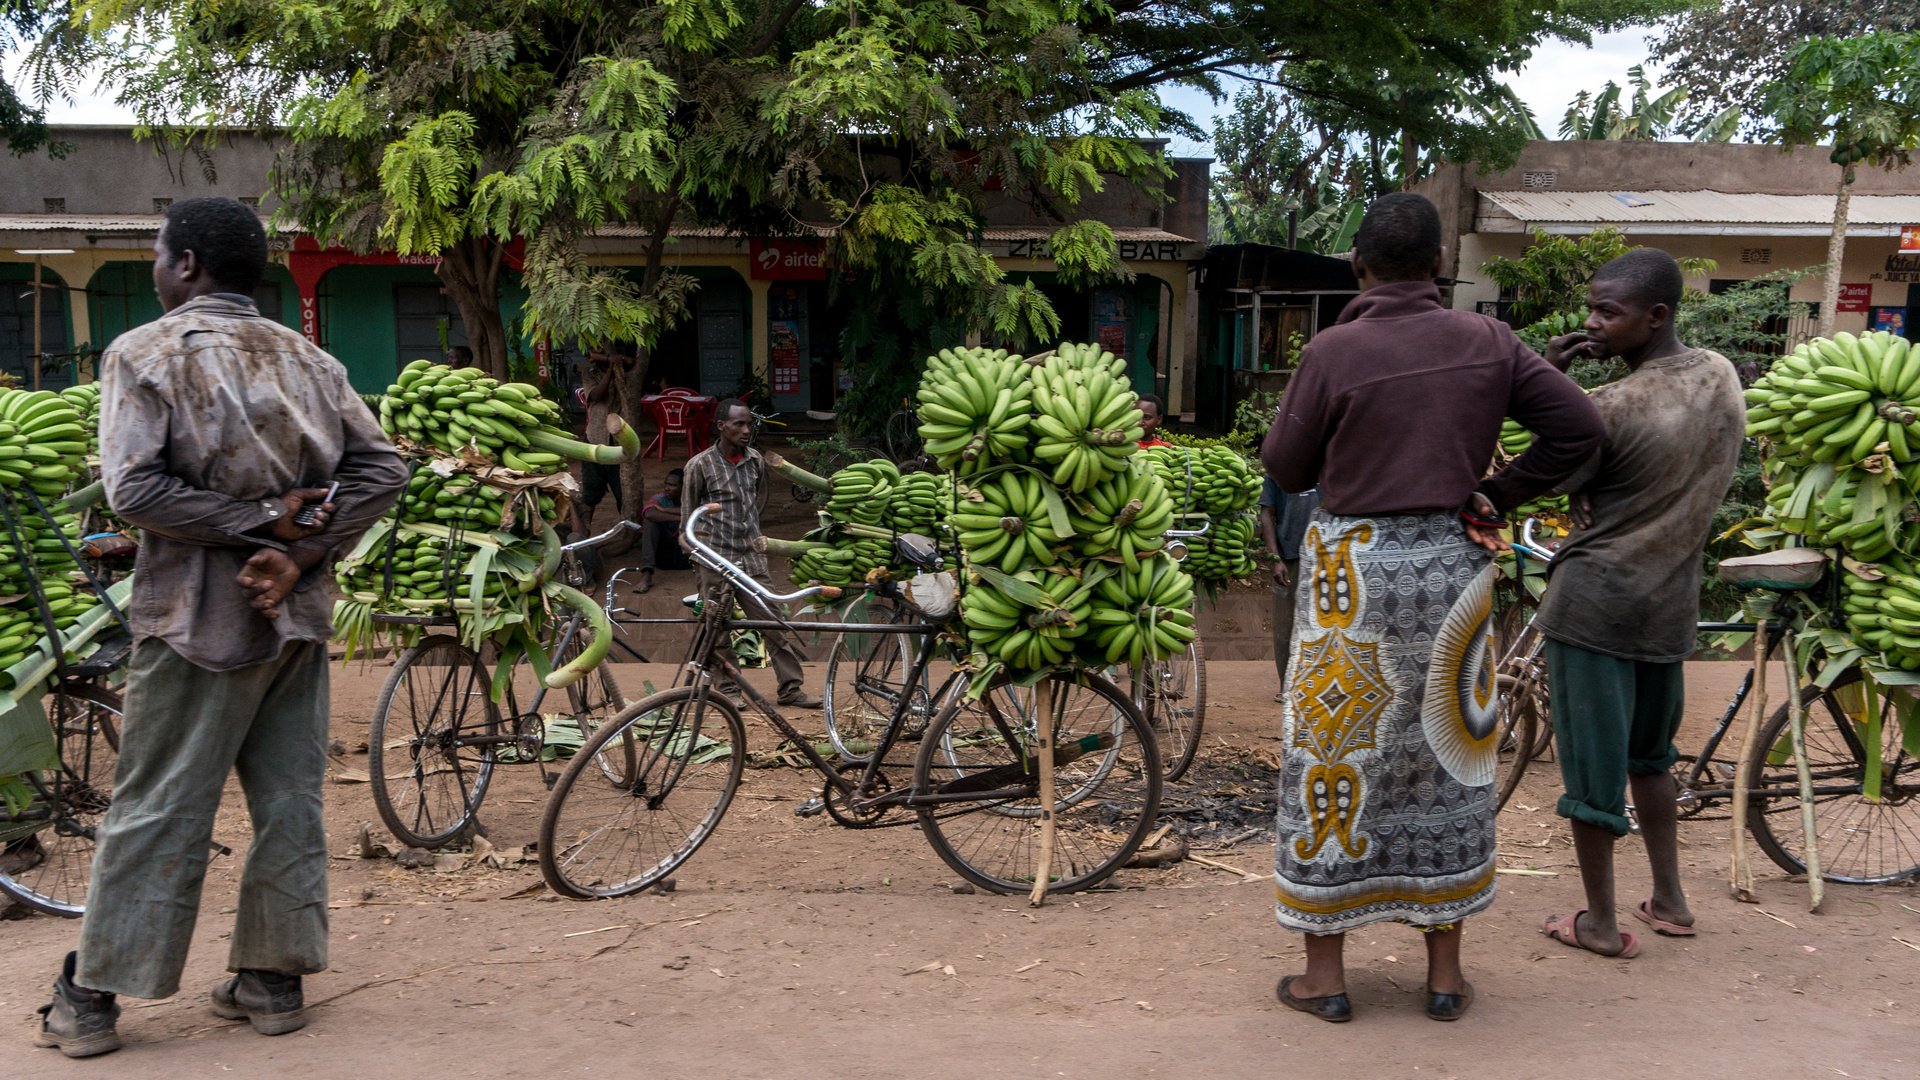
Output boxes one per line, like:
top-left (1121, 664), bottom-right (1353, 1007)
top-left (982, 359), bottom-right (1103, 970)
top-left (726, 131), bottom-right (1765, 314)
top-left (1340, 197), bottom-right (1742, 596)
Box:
top-left (697, 567), bottom-right (806, 698)
top-left (77, 638), bottom-right (330, 999)
top-left (639, 520), bottom-right (688, 571)
top-left (1271, 558), bottom-right (1299, 690)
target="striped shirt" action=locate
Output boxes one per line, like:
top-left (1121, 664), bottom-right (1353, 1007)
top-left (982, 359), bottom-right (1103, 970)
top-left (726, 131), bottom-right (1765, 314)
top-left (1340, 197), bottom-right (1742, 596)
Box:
top-left (680, 445), bottom-right (767, 576)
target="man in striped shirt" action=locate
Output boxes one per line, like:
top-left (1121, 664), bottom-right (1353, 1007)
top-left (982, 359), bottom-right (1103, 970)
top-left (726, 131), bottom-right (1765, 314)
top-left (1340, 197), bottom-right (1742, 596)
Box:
top-left (681, 399), bottom-right (818, 708)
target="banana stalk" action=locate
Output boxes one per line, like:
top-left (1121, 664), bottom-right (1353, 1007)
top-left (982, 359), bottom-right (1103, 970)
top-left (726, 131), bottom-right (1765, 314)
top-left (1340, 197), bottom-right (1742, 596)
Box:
top-left (756, 536), bottom-right (831, 557)
top-left (542, 582), bottom-right (612, 689)
top-left (763, 452), bottom-right (833, 494)
top-left (524, 414), bottom-right (641, 464)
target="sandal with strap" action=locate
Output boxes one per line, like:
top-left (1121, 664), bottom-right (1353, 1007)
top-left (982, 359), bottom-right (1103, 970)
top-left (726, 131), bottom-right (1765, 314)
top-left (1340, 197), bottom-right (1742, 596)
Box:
top-left (1633, 898), bottom-right (1696, 937)
top-left (1542, 910), bottom-right (1641, 958)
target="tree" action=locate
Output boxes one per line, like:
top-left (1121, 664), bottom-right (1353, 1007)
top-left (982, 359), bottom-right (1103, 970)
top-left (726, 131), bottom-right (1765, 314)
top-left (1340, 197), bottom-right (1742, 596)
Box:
top-left (1649, 1), bottom-right (1920, 138)
top-left (1481, 226), bottom-right (1713, 329)
top-left (1558, 65), bottom-right (1739, 142)
top-left (2, 1), bottom-right (70, 156)
top-left (1763, 32), bottom-right (1920, 338)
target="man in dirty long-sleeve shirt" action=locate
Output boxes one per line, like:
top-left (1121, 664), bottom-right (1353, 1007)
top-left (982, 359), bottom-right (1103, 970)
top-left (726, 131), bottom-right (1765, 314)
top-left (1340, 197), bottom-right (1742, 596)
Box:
top-left (33, 198), bottom-right (406, 1059)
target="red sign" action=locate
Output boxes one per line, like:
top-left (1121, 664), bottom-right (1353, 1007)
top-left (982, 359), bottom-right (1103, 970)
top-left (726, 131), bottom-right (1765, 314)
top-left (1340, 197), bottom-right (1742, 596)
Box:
top-left (1902, 225), bottom-right (1920, 252)
top-left (1838, 283), bottom-right (1873, 314)
top-left (769, 319), bottom-right (802, 394)
top-left (751, 238), bottom-right (827, 281)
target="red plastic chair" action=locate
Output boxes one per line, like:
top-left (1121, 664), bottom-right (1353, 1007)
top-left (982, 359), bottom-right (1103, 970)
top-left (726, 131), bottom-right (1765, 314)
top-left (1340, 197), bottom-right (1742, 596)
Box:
top-left (642, 396), bottom-right (701, 459)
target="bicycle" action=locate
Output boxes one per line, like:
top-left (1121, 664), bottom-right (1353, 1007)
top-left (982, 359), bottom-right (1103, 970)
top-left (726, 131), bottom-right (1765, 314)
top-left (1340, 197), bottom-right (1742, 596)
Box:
top-left (1496, 522), bottom-right (1920, 883)
top-left (0, 485), bottom-right (136, 918)
top-left (537, 506), bottom-right (1163, 898)
top-left (366, 520), bottom-right (643, 849)
top-left (1130, 521), bottom-right (1210, 782)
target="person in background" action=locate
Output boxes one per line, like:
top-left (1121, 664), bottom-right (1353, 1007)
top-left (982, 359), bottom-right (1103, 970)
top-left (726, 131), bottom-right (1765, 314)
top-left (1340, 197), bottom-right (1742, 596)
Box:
top-left (1258, 477), bottom-right (1321, 702)
top-left (680, 400), bottom-right (820, 708)
top-left (635, 467), bottom-right (689, 594)
top-left (1260, 192), bottom-right (1604, 1024)
top-left (579, 344), bottom-right (633, 529)
top-left (33, 197), bottom-right (407, 1058)
top-left (1137, 393), bottom-right (1173, 447)
top-left (445, 345), bottom-right (475, 370)
top-left (1534, 249), bottom-right (1744, 959)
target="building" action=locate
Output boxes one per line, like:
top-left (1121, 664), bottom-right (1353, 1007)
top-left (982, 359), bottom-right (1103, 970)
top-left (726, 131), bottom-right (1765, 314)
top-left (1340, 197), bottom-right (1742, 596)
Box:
top-left (0, 127), bottom-right (1209, 414)
top-left (1417, 141), bottom-right (1920, 336)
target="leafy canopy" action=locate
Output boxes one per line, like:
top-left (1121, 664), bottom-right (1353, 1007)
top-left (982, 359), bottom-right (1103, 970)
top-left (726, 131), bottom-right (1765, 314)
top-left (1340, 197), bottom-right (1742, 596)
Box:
top-left (1763, 31), bottom-right (1920, 173)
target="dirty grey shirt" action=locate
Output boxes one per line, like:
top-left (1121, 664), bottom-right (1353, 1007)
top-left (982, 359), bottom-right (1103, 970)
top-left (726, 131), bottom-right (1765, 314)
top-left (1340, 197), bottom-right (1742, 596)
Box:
top-left (99, 294), bottom-right (408, 671)
top-left (680, 445), bottom-right (768, 577)
top-left (1533, 348), bottom-right (1746, 663)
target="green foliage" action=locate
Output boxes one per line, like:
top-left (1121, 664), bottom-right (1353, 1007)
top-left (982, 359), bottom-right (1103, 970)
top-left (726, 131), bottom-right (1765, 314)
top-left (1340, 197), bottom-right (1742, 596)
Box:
top-left (1675, 267), bottom-right (1817, 379)
top-left (1764, 32), bottom-right (1920, 173)
top-left (1557, 65), bottom-right (1736, 141)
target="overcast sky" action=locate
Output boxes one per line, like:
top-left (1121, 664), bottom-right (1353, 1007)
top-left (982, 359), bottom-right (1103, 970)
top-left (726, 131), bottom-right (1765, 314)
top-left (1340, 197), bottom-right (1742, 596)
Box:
top-left (8, 25), bottom-right (1668, 157)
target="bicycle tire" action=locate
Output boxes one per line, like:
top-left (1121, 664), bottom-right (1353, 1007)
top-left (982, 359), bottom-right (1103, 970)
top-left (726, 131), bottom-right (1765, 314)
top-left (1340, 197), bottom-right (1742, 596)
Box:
top-left (1746, 675), bottom-right (1920, 884)
top-left (1492, 672), bottom-right (1541, 813)
top-left (913, 671), bottom-right (1162, 895)
top-left (0, 683), bottom-right (121, 917)
top-left (539, 685), bottom-right (747, 899)
top-left (1136, 638), bottom-right (1206, 783)
top-left (822, 603), bottom-right (924, 763)
top-left (370, 635), bottom-right (500, 850)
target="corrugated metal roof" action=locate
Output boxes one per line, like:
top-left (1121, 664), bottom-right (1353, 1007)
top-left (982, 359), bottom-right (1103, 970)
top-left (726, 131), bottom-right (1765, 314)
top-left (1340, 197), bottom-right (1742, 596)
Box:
top-left (981, 227), bottom-right (1194, 243)
top-left (1, 213), bottom-right (169, 232)
top-left (1478, 190), bottom-right (1920, 236)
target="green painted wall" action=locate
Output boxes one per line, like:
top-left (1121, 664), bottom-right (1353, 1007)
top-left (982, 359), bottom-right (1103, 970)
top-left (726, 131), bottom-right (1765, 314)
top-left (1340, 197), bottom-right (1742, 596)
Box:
top-left (86, 262), bottom-right (300, 350)
top-left (0, 263), bottom-right (73, 389)
top-left (316, 265), bottom-right (530, 392)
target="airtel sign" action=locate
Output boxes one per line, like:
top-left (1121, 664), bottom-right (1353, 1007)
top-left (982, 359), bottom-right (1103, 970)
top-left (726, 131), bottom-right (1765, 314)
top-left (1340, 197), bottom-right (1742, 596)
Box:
top-left (751, 238), bottom-right (828, 280)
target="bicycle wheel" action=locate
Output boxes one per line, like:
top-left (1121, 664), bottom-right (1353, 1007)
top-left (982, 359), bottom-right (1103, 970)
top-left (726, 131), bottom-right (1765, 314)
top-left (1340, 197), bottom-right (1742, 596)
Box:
top-left (1136, 637), bottom-right (1206, 782)
top-left (370, 635), bottom-right (501, 850)
top-left (1493, 672), bottom-right (1542, 812)
top-left (0, 684), bottom-right (120, 917)
top-left (823, 611), bottom-right (924, 763)
top-left (913, 671), bottom-right (1161, 895)
top-left (1747, 677), bottom-right (1920, 884)
top-left (555, 623), bottom-right (635, 787)
top-left (540, 685), bottom-right (747, 898)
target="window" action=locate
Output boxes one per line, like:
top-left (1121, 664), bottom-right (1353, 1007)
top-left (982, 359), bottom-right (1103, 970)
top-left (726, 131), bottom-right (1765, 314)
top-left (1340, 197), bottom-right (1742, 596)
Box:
top-left (152, 198), bottom-right (173, 214)
top-left (1522, 171), bottom-right (1556, 189)
top-left (252, 281), bottom-right (282, 321)
top-left (42, 198), bottom-right (65, 214)
top-left (238, 196), bottom-right (259, 208)
top-left (1741, 248), bottom-right (1771, 265)
top-left (393, 283), bottom-right (467, 372)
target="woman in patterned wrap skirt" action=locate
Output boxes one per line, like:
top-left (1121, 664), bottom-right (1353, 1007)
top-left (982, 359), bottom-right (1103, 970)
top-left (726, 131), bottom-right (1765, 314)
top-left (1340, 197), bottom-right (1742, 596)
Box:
top-left (1273, 507), bottom-right (1501, 1019)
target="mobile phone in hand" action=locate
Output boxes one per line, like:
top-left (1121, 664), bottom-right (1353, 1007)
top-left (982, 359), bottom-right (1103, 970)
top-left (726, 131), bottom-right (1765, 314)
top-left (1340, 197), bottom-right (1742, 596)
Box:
top-left (293, 481), bottom-right (339, 527)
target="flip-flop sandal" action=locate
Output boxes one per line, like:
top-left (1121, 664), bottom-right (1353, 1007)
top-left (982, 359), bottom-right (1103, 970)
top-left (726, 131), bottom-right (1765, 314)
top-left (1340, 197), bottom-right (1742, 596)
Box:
top-left (1633, 898), bottom-right (1697, 937)
top-left (1542, 910), bottom-right (1641, 958)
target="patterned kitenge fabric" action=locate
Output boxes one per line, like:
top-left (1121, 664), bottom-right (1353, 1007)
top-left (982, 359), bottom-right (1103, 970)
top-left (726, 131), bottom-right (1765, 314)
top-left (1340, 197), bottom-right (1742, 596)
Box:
top-left (1273, 508), bottom-right (1500, 934)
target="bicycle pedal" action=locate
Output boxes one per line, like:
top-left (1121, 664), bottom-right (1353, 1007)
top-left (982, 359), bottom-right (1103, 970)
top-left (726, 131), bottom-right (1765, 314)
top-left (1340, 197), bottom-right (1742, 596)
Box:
top-left (794, 797), bottom-right (826, 818)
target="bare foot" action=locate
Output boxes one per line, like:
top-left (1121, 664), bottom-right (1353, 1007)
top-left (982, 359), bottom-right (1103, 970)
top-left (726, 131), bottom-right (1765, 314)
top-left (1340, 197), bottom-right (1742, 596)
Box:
top-left (636, 572), bottom-right (654, 594)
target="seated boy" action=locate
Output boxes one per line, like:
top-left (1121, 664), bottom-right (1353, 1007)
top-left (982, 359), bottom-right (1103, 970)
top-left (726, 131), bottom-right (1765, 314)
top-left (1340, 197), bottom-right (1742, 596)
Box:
top-left (636, 468), bottom-right (688, 593)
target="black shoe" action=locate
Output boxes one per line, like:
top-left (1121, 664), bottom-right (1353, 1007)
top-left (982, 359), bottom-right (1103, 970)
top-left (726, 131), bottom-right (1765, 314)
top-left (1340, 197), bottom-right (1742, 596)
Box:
top-left (211, 969), bottom-right (307, 1035)
top-left (34, 952), bottom-right (120, 1058)
top-left (1276, 974), bottom-right (1351, 1023)
top-left (1425, 980), bottom-right (1474, 1021)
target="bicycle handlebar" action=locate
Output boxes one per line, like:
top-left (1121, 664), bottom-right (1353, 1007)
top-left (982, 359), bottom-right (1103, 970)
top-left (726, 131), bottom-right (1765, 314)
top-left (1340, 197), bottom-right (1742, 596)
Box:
top-left (1163, 520), bottom-right (1211, 540)
top-left (1513, 518), bottom-right (1558, 563)
top-left (559, 518), bottom-right (641, 555)
top-left (683, 503), bottom-right (843, 604)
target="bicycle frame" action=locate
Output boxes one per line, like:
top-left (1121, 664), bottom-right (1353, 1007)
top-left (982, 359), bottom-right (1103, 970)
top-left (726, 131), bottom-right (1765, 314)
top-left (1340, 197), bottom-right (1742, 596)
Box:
top-left (670, 504), bottom-right (1047, 814)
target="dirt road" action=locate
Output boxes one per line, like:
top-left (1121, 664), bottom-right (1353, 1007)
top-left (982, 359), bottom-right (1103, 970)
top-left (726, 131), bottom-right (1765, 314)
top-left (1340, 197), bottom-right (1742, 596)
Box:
top-left (4, 660), bottom-right (1915, 1079)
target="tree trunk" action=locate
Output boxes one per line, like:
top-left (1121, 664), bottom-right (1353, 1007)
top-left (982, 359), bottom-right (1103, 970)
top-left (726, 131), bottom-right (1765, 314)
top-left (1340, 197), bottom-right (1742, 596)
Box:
top-left (1819, 168), bottom-right (1851, 340)
top-left (438, 235), bottom-right (510, 380)
top-left (603, 197), bottom-right (683, 557)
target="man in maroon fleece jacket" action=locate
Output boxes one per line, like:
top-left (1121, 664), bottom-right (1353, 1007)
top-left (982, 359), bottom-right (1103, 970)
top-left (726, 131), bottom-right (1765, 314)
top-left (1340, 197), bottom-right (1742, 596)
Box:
top-left (1260, 193), bottom-right (1603, 1026)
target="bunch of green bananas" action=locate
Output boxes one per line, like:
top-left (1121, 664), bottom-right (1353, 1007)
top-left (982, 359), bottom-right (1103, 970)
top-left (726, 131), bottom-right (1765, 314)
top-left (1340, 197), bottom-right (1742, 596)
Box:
top-left (1838, 559), bottom-right (1920, 670)
top-left (1031, 345), bottom-right (1144, 492)
top-left (825, 459), bottom-right (901, 526)
top-left (885, 471), bottom-right (950, 533)
top-left (959, 570), bottom-right (1089, 670)
top-left (335, 532), bottom-right (506, 606)
top-left (59, 383), bottom-right (101, 457)
top-left (1085, 557), bottom-right (1196, 666)
top-left (379, 360), bottom-right (625, 472)
top-left (1068, 463), bottom-right (1172, 569)
top-left (1180, 515), bottom-right (1258, 582)
top-left (0, 389), bottom-right (89, 496)
top-left (950, 471), bottom-right (1064, 572)
top-left (395, 471), bottom-right (553, 532)
top-left (917, 347), bottom-right (1035, 475)
top-left (786, 542), bottom-right (857, 588)
top-left (1140, 445), bottom-right (1257, 514)
top-left (1746, 331), bottom-right (1920, 466)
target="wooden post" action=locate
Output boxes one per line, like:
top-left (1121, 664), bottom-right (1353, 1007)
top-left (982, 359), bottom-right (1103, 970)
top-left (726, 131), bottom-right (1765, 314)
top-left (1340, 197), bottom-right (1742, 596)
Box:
top-left (1028, 677), bottom-right (1056, 907)
top-left (1781, 627), bottom-right (1823, 912)
top-left (1729, 610), bottom-right (1769, 903)
top-left (32, 255), bottom-right (43, 391)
